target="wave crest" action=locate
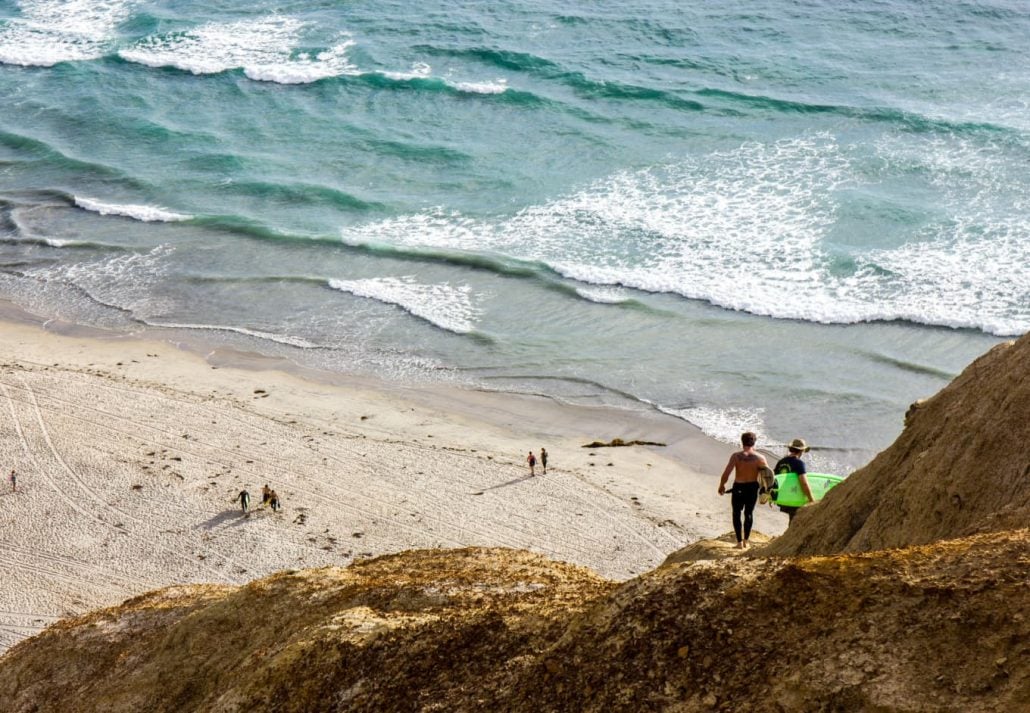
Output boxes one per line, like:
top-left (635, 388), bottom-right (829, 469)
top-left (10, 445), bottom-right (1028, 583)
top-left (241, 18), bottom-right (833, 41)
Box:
top-left (0, 0), bottom-right (134, 67)
top-left (328, 276), bottom-right (481, 335)
top-left (74, 197), bottom-right (192, 223)
top-left (119, 16), bottom-right (357, 84)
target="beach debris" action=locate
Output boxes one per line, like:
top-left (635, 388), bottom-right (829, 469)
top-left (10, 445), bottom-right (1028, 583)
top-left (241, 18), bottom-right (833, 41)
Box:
top-left (581, 438), bottom-right (666, 448)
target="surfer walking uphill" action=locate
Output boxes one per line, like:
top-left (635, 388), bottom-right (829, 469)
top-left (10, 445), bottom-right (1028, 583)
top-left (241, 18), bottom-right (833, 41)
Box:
top-left (718, 432), bottom-right (768, 549)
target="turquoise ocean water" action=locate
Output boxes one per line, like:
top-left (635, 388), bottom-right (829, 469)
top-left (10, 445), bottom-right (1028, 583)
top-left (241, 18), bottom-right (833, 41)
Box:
top-left (0, 0), bottom-right (1026, 471)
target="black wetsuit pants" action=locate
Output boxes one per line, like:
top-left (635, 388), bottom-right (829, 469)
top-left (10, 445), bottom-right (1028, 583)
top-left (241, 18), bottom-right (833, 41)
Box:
top-left (731, 482), bottom-right (760, 542)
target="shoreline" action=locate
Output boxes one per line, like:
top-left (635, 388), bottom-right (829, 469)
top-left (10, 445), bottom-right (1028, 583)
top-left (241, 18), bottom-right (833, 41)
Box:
top-left (0, 299), bottom-right (787, 651)
top-left (0, 298), bottom-right (758, 518)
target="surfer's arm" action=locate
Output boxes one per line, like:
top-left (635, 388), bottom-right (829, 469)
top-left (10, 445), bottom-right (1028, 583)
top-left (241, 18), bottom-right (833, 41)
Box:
top-left (798, 473), bottom-right (815, 503)
top-left (718, 454), bottom-right (736, 495)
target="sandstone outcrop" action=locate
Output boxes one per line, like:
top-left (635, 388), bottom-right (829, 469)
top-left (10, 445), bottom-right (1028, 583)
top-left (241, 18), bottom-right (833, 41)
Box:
top-left (0, 533), bottom-right (1026, 712)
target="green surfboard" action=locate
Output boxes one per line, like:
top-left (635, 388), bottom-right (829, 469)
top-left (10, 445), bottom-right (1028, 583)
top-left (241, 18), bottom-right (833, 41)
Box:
top-left (770, 472), bottom-right (844, 508)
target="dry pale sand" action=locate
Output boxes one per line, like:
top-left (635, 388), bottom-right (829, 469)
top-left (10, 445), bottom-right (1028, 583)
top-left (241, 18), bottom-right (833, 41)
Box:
top-left (0, 303), bottom-right (786, 651)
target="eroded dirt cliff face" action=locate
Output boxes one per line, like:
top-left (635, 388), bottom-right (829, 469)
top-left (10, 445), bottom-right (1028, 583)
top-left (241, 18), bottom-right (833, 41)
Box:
top-left (763, 334), bottom-right (1030, 557)
top-left (0, 533), bottom-right (1027, 713)
top-left (0, 549), bottom-right (613, 713)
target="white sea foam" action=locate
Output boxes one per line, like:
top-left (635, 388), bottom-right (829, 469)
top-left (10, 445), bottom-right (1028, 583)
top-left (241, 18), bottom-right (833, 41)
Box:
top-left (381, 62), bottom-right (507, 94)
top-left (660, 405), bottom-right (768, 446)
top-left (25, 244), bottom-right (175, 316)
top-left (446, 78), bottom-right (508, 94)
top-left (119, 16), bottom-right (357, 84)
top-left (574, 286), bottom-right (631, 304)
top-left (43, 237), bottom-right (85, 247)
top-left (328, 276), bottom-right (480, 335)
top-left (118, 17), bottom-right (505, 91)
top-left (342, 134), bottom-right (1028, 337)
top-left (380, 61), bottom-right (432, 81)
top-left (0, 0), bottom-right (134, 66)
top-left (74, 196), bottom-right (192, 223)
top-left (143, 321), bottom-right (318, 349)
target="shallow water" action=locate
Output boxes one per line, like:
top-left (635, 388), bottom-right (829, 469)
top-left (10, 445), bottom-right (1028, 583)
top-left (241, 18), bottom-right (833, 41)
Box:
top-left (1, 0), bottom-right (1025, 471)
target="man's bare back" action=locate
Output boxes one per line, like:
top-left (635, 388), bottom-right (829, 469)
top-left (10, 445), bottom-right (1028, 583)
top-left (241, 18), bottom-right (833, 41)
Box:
top-left (726, 451), bottom-right (766, 484)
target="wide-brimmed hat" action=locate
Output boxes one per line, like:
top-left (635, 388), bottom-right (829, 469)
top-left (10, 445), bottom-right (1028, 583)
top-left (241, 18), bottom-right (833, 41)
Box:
top-left (787, 438), bottom-right (810, 452)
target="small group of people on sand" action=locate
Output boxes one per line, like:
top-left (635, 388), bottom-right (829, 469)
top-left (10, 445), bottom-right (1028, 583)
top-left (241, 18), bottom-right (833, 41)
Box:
top-left (719, 432), bottom-right (814, 549)
top-left (527, 448), bottom-right (548, 476)
top-left (235, 484), bottom-right (281, 515)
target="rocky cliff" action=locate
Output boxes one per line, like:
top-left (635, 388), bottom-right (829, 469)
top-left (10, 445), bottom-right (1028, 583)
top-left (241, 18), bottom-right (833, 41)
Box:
top-left (0, 534), bottom-right (1026, 712)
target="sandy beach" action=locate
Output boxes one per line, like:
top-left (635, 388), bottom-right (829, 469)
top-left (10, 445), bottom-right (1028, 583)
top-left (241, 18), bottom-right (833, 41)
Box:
top-left (0, 301), bottom-right (787, 651)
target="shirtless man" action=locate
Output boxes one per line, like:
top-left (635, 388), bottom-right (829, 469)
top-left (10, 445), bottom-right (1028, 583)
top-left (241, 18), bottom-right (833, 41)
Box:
top-left (718, 432), bottom-right (768, 549)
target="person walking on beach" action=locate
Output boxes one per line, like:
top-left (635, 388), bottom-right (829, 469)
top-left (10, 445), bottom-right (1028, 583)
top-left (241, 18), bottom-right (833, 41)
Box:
top-left (261, 484), bottom-right (272, 508)
top-left (527, 451), bottom-right (537, 476)
top-left (775, 438), bottom-right (814, 524)
top-left (718, 432), bottom-right (768, 549)
top-left (269, 490), bottom-right (281, 512)
top-left (236, 488), bottom-right (251, 514)
top-left (540, 447), bottom-right (548, 475)
top-left (8, 469), bottom-right (15, 492)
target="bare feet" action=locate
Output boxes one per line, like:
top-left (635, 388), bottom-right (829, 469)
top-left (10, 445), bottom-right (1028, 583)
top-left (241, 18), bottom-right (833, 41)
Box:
top-left (735, 541), bottom-right (744, 550)
top-left (743, 540), bottom-right (750, 549)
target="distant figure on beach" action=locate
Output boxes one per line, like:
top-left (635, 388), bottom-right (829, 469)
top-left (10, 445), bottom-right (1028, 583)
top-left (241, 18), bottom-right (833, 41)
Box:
top-left (540, 447), bottom-right (548, 475)
top-left (527, 451), bottom-right (537, 476)
top-left (718, 432), bottom-right (768, 549)
top-left (236, 489), bottom-right (250, 514)
top-left (261, 484), bottom-right (272, 508)
top-left (8, 469), bottom-right (15, 492)
top-left (775, 438), bottom-right (814, 524)
top-left (269, 490), bottom-right (281, 512)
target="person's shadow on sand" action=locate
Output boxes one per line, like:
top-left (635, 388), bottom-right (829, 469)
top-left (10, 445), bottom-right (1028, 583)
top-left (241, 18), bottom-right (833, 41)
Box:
top-left (198, 509), bottom-right (250, 530)
top-left (471, 474), bottom-right (535, 495)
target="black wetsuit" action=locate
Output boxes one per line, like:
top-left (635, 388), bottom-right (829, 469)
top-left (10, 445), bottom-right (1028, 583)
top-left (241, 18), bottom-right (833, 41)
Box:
top-left (731, 481), bottom-right (760, 542)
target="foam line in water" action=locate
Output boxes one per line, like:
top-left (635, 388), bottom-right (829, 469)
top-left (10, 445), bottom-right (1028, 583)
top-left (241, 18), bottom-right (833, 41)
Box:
top-left (343, 134), bottom-right (1028, 337)
top-left (446, 77), bottom-right (508, 95)
top-left (119, 16), bottom-right (357, 84)
top-left (574, 286), bottom-right (632, 304)
top-left (24, 244), bottom-right (174, 319)
top-left (119, 18), bottom-right (508, 92)
top-left (328, 276), bottom-right (480, 335)
top-left (657, 404), bottom-right (768, 447)
top-left (0, 0), bottom-right (134, 67)
top-left (0, 234), bottom-right (122, 250)
top-left (74, 196), bottom-right (192, 223)
top-left (142, 321), bottom-right (319, 349)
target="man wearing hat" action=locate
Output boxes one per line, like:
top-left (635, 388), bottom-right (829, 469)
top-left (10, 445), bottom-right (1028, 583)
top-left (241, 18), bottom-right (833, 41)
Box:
top-left (774, 438), bottom-right (814, 523)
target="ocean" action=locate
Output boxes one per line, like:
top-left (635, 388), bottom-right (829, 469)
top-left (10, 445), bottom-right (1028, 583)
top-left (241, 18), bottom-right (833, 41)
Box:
top-left (0, 0), bottom-right (1026, 472)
